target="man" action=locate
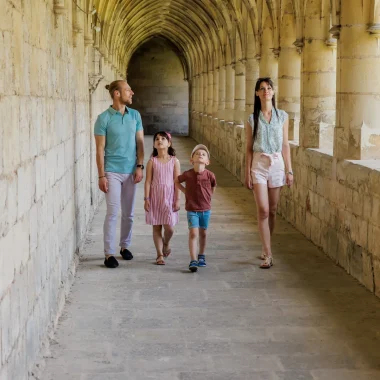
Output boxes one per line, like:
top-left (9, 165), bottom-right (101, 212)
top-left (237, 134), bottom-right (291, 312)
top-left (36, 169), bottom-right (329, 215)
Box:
top-left (94, 80), bottom-right (144, 268)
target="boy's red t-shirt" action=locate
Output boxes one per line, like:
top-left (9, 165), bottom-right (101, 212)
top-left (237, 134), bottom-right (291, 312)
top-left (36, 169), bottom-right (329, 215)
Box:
top-left (177, 169), bottom-right (216, 211)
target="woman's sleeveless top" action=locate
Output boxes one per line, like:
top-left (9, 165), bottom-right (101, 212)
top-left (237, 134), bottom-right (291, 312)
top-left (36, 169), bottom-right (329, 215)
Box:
top-left (248, 109), bottom-right (288, 154)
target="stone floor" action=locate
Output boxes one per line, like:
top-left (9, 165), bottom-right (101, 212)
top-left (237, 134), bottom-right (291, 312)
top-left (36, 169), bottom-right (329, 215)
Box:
top-left (40, 137), bottom-right (380, 380)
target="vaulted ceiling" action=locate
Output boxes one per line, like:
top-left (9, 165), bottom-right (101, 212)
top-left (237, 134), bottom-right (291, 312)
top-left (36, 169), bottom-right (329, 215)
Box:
top-left (92, 0), bottom-right (260, 78)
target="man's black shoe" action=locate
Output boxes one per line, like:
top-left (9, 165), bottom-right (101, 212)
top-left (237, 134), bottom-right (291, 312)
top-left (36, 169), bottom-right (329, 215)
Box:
top-left (120, 248), bottom-right (133, 260)
top-left (104, 256), bottom-right (119, 268)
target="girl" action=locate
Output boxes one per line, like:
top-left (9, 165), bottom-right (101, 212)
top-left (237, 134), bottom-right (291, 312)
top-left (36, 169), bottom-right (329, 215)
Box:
top-left (144, 131), bottom-right (181, 265)
top-left (245, 77), bottom-right (294, 269)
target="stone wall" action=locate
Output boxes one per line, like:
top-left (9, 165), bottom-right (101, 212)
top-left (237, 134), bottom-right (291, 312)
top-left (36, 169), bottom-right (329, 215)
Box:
top-left (127, 38), bottom-right (189, 136)
top-left (0, 2), bottom-right (119, 379)
top-left (190, 116), bottom-right (380, 297)
top-left (278, 148), bottom-right (380, 296)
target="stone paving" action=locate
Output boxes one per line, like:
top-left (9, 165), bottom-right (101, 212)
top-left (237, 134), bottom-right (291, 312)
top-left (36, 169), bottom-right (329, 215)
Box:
top-left (41, 137), bottom-right (380, 380)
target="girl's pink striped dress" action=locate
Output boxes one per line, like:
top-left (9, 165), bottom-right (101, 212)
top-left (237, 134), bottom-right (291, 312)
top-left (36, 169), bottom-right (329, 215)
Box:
top-left (146, 156), bottom-right (179, 226)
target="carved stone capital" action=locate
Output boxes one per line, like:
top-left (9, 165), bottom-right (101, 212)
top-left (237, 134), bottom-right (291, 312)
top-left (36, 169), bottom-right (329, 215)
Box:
top-left (367, 23), bottom-right (380, 36)
top-left (84, 35), bottom-right (94, 47)
top-left (53, 2), bottom-right (66, 28)
top-left (329, 25), bottom-right (341, 39)
top-left (254, 53), bottom-right (261, 62)
top-left (272, 48), bottom-right (281, 58)
top-left (293, 39), bottom-right (304, 54)
top-left (325, 38), bottom-right (337, 48)
top-left (89, 74), bottom-right (104, 94)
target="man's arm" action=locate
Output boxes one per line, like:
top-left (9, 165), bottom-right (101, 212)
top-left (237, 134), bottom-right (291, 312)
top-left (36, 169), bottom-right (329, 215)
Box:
top-left (134, 130), bottom-right (145, 183)
top-left (95, 135), bottom-right (108, 193)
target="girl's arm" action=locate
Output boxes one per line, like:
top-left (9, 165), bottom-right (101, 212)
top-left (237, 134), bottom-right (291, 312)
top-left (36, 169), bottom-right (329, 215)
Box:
top-left (144, 159), bottom-right (153, 212)
top-left (281, 118), bottom-right (294, 187)
top-left (173, 159), bottom-right (181, 211)
top-left (175, 177), bottom-right (186, 194)
top-left (245, 121), bottom-right (254, 189)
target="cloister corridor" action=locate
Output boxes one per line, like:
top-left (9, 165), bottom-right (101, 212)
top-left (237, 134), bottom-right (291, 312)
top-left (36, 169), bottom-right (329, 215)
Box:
top-left (2, 0), bottom-right (380, 379)
top-left (41, 136), bottom-right (380, 380)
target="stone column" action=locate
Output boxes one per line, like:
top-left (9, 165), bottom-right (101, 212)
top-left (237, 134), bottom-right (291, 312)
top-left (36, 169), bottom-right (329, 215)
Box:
top-left (198, 73), bottom-right (204, 112)
top-left (299, 3), bottom-right (336, 150)
top-left (213, 68), bottom-right (219, 114)
top-left (259, 12), bottom-right (279, 84)
top-left (193, 75), bottom-right (198, 112)
top-left (245, 57), bottom-right (259, 111)
top-left (225, 62), bottom-right (235, 121)
top-left (277, 3), bottom-right (301, 141)
top-left (234, 60), bottom-right (246, 124)
top-left (207, 70), bottom-right (214, 115)
top-left (218, 65), bottom-right (226, 116)
top-left (334, 1), bottom-right (380, 159)
top-left (192, 76), bottom-right (197, 113)
top-left (202, 72), bottom-right (208, 114)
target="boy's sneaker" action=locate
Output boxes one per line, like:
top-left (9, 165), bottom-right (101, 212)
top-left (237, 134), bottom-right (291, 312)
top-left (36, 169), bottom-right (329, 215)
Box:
top-left (189, 260), bottom-right (198, 272)
top-left (104, 256), bottom-right (119, 268)
top-left (120, 248), bottom-right (133, 260)
top-left (198, 254), bottom-right (206, 267)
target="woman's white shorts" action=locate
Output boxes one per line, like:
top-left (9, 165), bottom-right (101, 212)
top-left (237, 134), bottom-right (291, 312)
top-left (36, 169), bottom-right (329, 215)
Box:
top-left (251, 152), bottom-right (286, 188)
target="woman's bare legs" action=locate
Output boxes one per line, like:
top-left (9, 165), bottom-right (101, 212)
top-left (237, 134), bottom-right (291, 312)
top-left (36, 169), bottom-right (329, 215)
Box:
top-left (253, 184), bottom-right (271, 257)
top-left (253, 185), bottom-right (282, 267)
top-left (268, 187), bottom-right (282, 235)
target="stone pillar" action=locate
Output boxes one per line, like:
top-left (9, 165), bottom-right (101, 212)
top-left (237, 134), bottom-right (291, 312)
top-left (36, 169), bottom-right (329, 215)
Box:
top-left (334, 2), bottom-right (380, 159)
top-left (213, 68), bottom-right (219, 114)
top-left (202, 72), bottom-right (208, 114)
top-left (207, 70), bottom-right (214, 115)
top-left (245, 57), bottom-right (259, 111)
top-left (278, 3), bottom-right (301, 141)
top-left (193, 75), bottom-right (198, 112)
top-left (225, 62), bottom-right (235, 120)
top-left (198, 73), bottom-right (204, 112)
top-left (299, 2), bottom-right (336, 150)
top-left (234, 60), bottom-right (246, 124)
top-left (218, 65), bottom-right (226, 114)
top-left (259, 12), bottom-right (278, 84)
top-left (192, 76), bottom-right (197, 113)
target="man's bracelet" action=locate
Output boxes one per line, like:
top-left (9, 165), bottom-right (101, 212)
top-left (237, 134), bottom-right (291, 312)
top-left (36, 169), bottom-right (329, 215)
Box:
top-left (287, 171), bottom-right (293, 175)
top-left (99, 176), bottom-right (106, 179)
top-left (144, 197), bottom-right (150, 201)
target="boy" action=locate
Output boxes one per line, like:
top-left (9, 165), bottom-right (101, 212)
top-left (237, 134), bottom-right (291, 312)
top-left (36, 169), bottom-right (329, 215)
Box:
top-left (175, 144), bottom-right (216, 272)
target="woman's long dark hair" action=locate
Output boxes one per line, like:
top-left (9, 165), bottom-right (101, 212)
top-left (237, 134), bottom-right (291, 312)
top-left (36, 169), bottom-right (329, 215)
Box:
top-left (151, 131), bottom-right (176, 157)
top-left (253, 77), bottom-right (279, 141)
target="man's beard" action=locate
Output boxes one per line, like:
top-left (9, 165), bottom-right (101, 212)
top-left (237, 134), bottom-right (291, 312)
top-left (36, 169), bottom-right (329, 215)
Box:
top-left (120, 96), bottom-right (132, 105)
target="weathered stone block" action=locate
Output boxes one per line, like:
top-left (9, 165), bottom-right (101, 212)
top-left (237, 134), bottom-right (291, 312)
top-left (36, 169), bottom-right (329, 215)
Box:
top-left (362, 250), bottom-right (375, 292)
top-left (349, 244), bottom-right (363, 283)
top-left (17, 162), bottom-right (35, 219)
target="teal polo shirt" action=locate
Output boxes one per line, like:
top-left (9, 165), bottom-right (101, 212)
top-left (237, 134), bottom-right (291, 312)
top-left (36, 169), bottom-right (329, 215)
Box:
top-left (94, 106), bottom-right (143, 174)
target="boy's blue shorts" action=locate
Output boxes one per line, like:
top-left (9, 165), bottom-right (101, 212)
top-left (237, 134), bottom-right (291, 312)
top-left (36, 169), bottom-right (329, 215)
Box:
top-left (187, 210), bottom-right (211, 229)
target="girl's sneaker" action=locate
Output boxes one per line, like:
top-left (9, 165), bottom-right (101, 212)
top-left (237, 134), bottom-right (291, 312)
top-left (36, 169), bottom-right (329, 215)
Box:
top-left (189, 260), bottom-right (198, 272)
top-left (198, 254), bottom-right (206, 267)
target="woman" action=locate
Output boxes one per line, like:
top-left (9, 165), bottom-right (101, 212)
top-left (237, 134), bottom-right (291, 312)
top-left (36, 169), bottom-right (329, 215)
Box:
top-left (245, 77), bottom-right (294, 269)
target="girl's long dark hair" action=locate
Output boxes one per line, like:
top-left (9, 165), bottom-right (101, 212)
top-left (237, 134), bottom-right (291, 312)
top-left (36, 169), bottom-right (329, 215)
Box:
top-left (253, 77), bottom-right (279, 141)
top-left (151, 131), bottom-right (176, 157)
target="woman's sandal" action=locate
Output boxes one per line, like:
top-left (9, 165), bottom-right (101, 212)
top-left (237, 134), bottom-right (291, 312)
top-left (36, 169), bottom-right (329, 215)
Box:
top-left (259, 250), bottom-right (267, 260)
top-left (162, 241), bottom-right (171, 258)
top-left (260, 256), bottom-right (273, 269)
top-left (156, 255), bottom-right (165, 265)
